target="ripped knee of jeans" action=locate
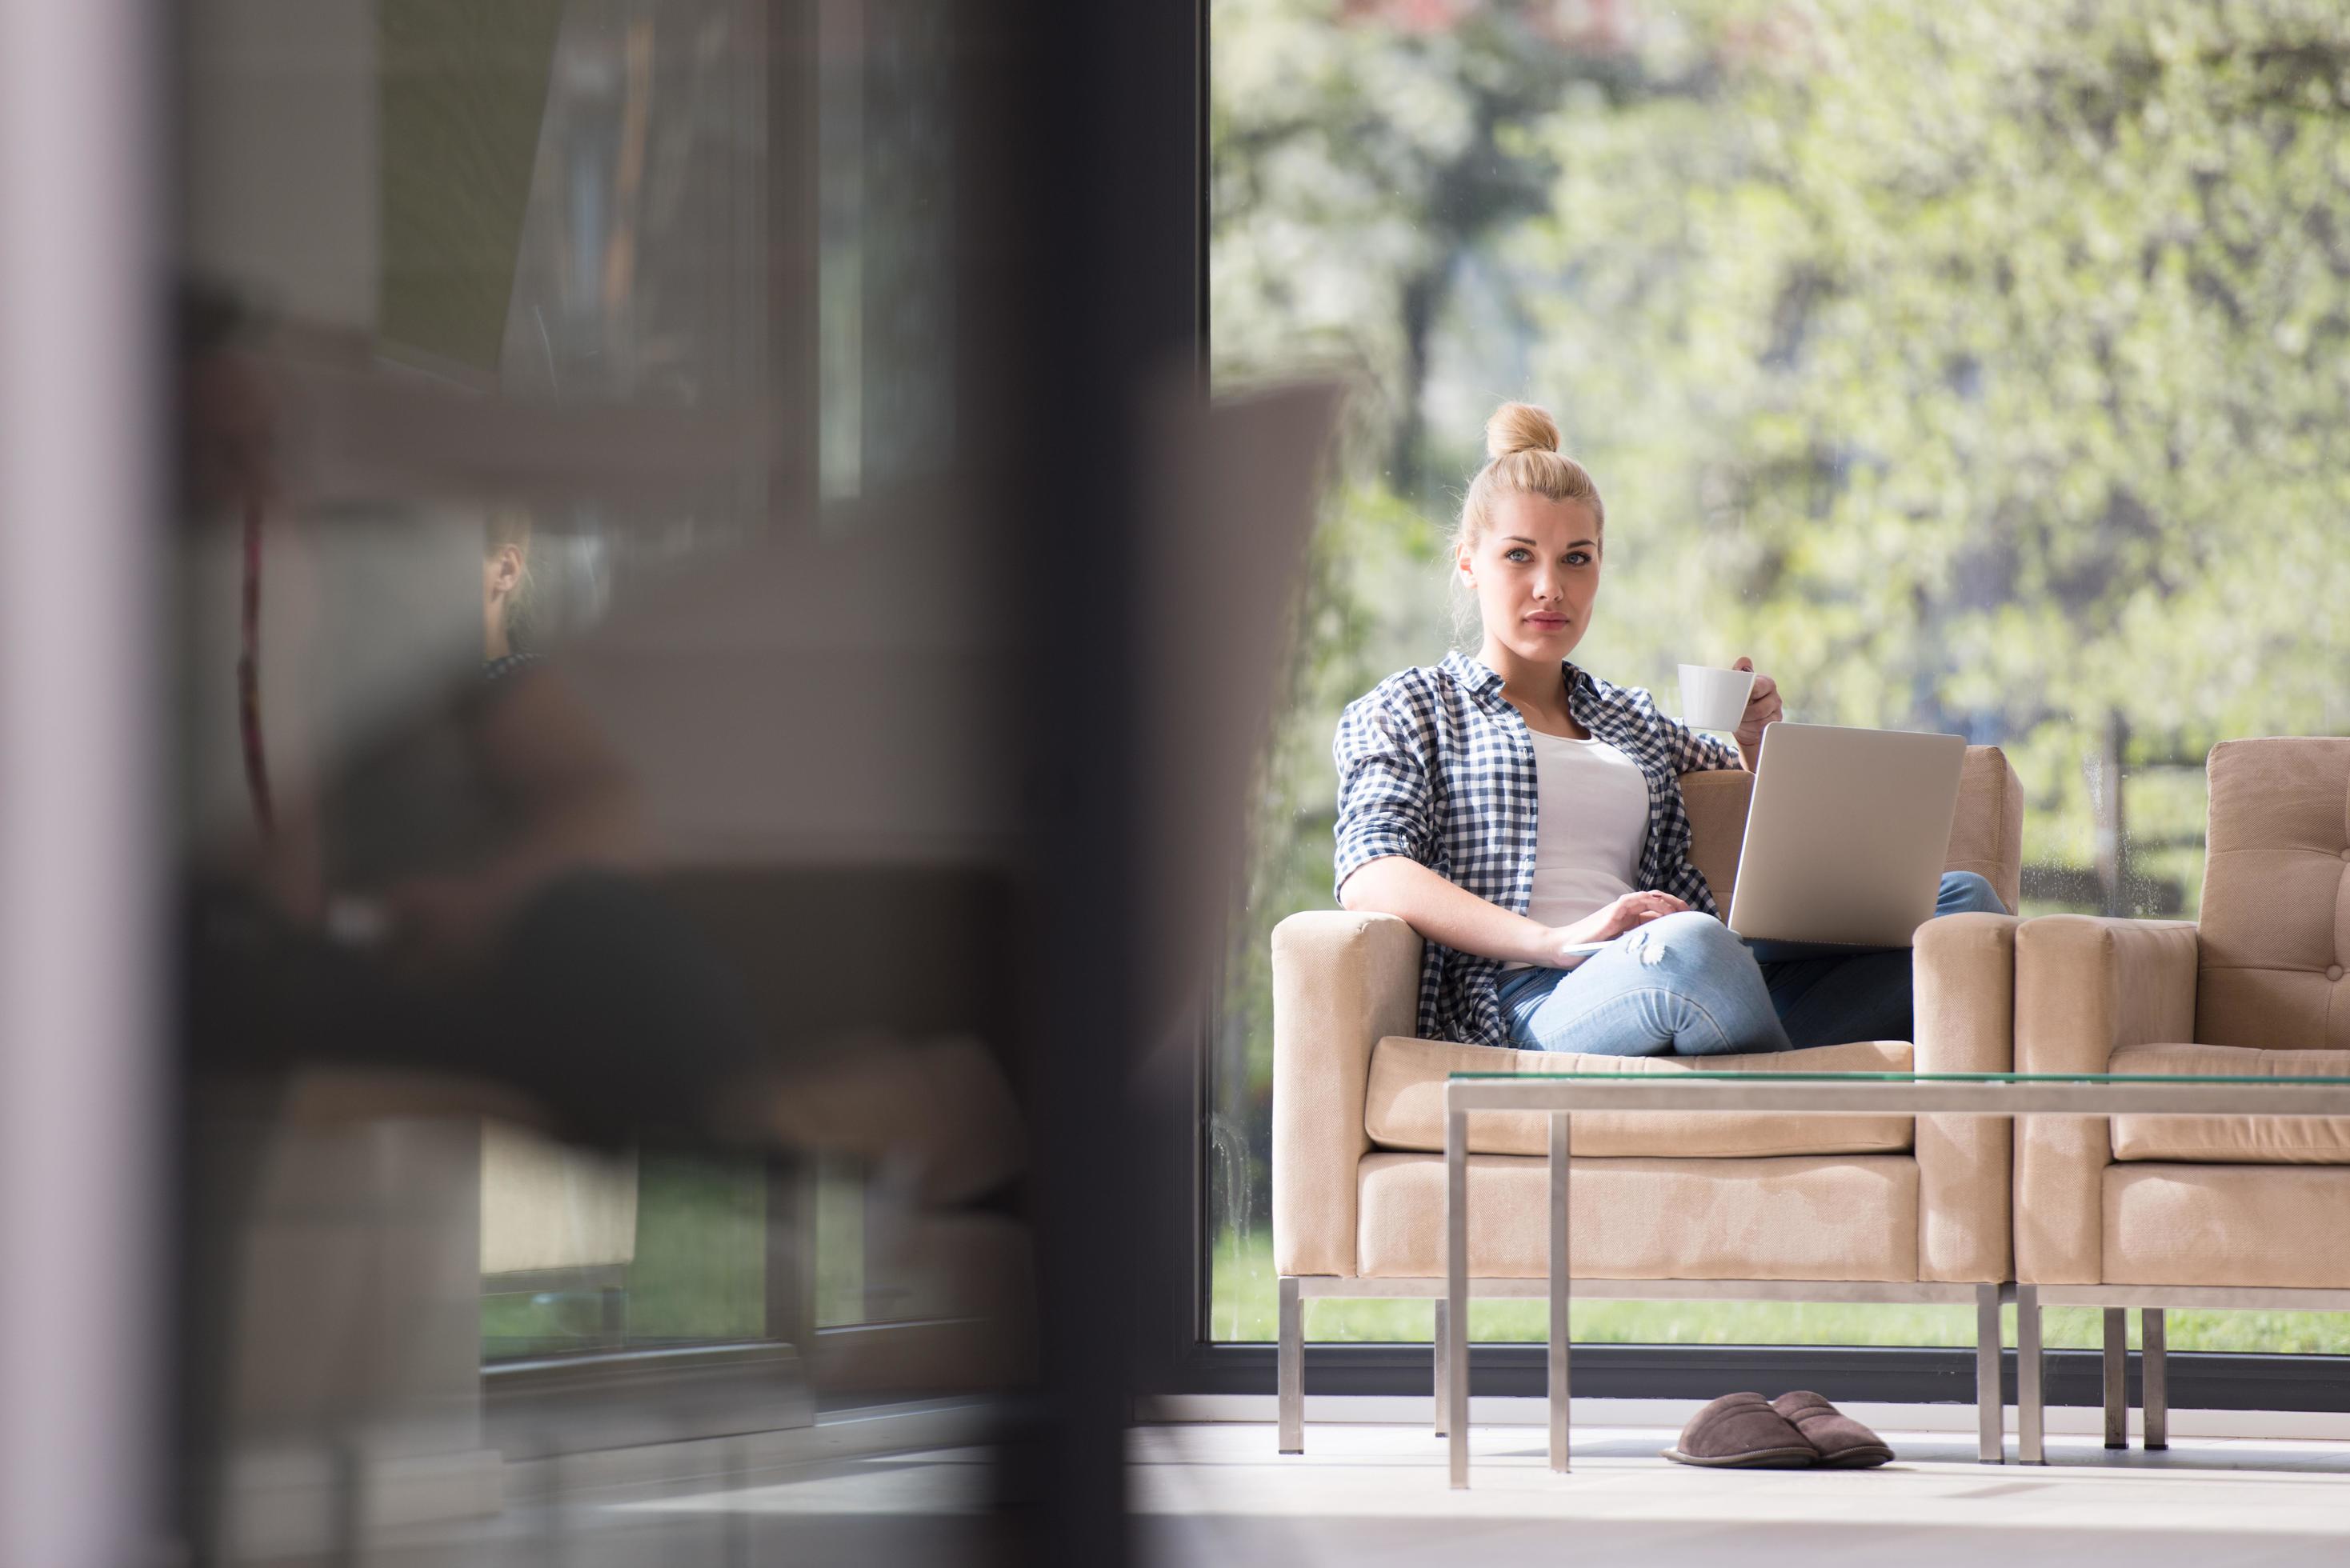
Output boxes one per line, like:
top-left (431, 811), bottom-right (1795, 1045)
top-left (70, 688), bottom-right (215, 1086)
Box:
top-left (1624, 911), bottom-right (1736, 969)
top-left (1623, 924), bottom-right (1670, 967)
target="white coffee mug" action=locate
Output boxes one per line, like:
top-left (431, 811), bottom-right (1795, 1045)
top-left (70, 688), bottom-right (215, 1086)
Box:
top-left (1677, 663), bottom-right (1756, 732)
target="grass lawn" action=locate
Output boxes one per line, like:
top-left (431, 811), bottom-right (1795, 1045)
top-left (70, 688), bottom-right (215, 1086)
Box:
top-left (1211, 1226), bottom-right (2350, 1354)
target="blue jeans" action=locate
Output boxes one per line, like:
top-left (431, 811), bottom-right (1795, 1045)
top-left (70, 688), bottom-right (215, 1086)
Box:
top-left (1495, 871), bottom-right (2008, 1056)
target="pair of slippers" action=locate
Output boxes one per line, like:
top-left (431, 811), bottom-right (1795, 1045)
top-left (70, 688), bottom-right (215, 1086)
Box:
top-left (1662, 1390), bottom-right (1893, 1469)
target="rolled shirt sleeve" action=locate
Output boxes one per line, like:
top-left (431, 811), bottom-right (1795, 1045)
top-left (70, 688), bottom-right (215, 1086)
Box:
top-left (1659, 710), bottom-right (1743, 777)
top-left (1331, 691), bottom-right (1438, 902)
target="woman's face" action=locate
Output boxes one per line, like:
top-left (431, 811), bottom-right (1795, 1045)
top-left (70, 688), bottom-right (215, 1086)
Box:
top-left (1456, 492), bottom-right (1603, 665)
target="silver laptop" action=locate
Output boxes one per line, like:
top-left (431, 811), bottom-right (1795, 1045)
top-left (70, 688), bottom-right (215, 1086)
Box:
top-left (1724, 722), bottom-right (1968, 950)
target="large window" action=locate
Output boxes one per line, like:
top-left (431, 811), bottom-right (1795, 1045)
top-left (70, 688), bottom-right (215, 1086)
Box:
top-left (1209, 0), bottom-right (2350, 1351)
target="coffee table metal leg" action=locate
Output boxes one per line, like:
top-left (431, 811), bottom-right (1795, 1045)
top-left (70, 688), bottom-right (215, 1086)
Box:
top-left (1548, 1112), bottom-right (1570, 1474)
top-left (1974, 1283), bottom-right (2003, 1463)
top-left (1446, 1106), bottom-right (1469, 1489)
top-left (2143, 1309), bottom-right (2168, 1450)
top-left (2016, 1284), bottom-right (2046, 1464)
top-left (2103, 1307), bottom-right (2128, 1449)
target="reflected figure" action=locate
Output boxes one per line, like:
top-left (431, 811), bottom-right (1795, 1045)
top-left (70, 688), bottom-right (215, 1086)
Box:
top-left (175, 286), bottom-right (1031, 1564)
top-left (178, 286), bottom-right (768, 1143)
top-left (175, 292), bottom-right (780, 1565)
top-left (188, 505), bottom-right (768, 1148)
top-left (353, 509), bottom-right (652, 984)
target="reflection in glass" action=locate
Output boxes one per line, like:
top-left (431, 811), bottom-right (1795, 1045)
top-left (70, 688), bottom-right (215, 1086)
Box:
top-left (173, 2), bottom-right (1028, 1560)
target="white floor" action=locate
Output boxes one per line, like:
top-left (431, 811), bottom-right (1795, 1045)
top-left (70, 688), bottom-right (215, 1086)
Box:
top-left (1134, 1422), bottom-right (2350, 1566)
top-left (318, 1414), bottom-right (2350, 1565)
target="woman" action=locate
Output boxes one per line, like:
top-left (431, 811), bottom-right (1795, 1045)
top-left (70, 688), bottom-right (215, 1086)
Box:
top-left (1332, 401), bottom-right (2004, 1056)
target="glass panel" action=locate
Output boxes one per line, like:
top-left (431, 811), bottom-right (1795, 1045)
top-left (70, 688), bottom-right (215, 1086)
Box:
top-left (162, 0), bottom-right (1090, 1551)
top-left (1210, 0), bottom-right (2350, 1348)
top-left (182, 0), bottom-right (985, 1390)
top-left (182, 0), bottom-right (784, 1378)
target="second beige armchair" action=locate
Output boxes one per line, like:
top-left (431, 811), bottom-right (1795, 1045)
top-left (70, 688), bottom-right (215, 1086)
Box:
top-left (2012, 736), bottom-right (2350, 1458)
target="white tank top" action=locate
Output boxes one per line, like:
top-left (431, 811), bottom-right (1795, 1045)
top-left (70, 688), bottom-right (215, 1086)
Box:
top-left (1499, 730), bottom-right (1651, 970)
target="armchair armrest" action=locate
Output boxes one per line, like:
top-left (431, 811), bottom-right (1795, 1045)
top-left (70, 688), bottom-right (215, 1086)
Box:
top-left (2012, 915), bottom-right (2200, 1284)
top-left (1271, 910), bottom-right (1421, 1278)
top-left (1912, 912), bottom-right (2022, 1282)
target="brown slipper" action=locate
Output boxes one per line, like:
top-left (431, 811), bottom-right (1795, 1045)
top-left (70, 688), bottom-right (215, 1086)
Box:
top-left (1660, 1392), bottom-right (1818, 1468)
top-left (1770, 1390), bottom-right (1893, 1468)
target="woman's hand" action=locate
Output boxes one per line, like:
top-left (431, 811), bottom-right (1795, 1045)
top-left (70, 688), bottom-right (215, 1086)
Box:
top-left (1731, 655), bottom-right (1782, 770)
top-left (1543, 890), bottom-right (1688, 962)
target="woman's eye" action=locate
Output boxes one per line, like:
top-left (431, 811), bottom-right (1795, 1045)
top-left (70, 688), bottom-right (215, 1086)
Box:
top-left (1566, 551), bottom-right (1592, 567)
top-left (1503, 548), bottom-right (1531, 562)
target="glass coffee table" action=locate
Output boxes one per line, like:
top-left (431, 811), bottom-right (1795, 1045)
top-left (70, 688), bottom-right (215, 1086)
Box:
top-left (1439, 1069), bottom-right (2350, 1488)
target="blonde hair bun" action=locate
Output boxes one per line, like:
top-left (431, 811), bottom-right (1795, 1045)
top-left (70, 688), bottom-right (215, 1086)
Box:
top-left (1452, 400), bottom-right (1604, 562)
top-left (1484, 402), bottom-right (1562, 462)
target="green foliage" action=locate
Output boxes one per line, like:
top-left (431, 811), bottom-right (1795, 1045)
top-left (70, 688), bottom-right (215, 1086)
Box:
top-left (1515, 0), bottom-right (2350, 794)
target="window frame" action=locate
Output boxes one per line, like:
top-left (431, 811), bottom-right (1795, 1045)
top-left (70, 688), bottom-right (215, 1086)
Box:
top-left (1159, 0), bottom-right (2350, 1419)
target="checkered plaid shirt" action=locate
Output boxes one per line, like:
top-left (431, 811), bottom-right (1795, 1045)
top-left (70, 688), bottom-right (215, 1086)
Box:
top-left (1331, 650), bottom-right (1743, 1048)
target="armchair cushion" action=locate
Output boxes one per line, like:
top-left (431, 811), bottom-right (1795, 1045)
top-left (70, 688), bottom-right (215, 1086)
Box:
top-left (2108, 1042), bottom-right (2350, 1164)
top-left (2194, 737), bottom-right (2350, 1052)
top-left (2104, 1163), bottom-right (2350, 1288)
top-left (1947, 746), bottom-right (2028, 918)
top-left (1362, 1035), bottom-right (1915, 1158)
top-left (1355, 1152), bottom-right (1920, 1281)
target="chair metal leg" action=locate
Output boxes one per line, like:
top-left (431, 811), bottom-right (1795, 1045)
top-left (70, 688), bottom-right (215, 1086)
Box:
top-left (2142, 1308), bottom-right (2168, 1450)
top-left (1547, 1113), bottom-right (1570, 1474)
top-left (2016, 1285), bottom-right (2046, 1464)
top-left (1278, 1275), bottom-right (1303, 1454)
top-left (1432, 1298), bottom-right (1448, 1437)
top-left (2103, 1306), bottom-right (2128, 1449)
top-left (1446, 1108), bottom-right (1470, 1490)
top-left (1974, 1283), bottom-right (2004, 1463)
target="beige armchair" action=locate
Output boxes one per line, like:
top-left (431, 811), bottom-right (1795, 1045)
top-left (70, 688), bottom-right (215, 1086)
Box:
top-left (1271, 746), bottom-right (2024, 1454)
top-left (2012, 737), bottom-right (2350, 1458)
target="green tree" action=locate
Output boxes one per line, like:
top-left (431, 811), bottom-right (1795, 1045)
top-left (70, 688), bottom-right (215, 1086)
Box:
top-left (1513, 0), bottom-right (2350, 892)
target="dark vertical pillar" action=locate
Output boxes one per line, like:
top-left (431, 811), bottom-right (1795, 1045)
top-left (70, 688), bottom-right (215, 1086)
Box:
top-left (1004, 1), bottom-right (1202, 1562)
